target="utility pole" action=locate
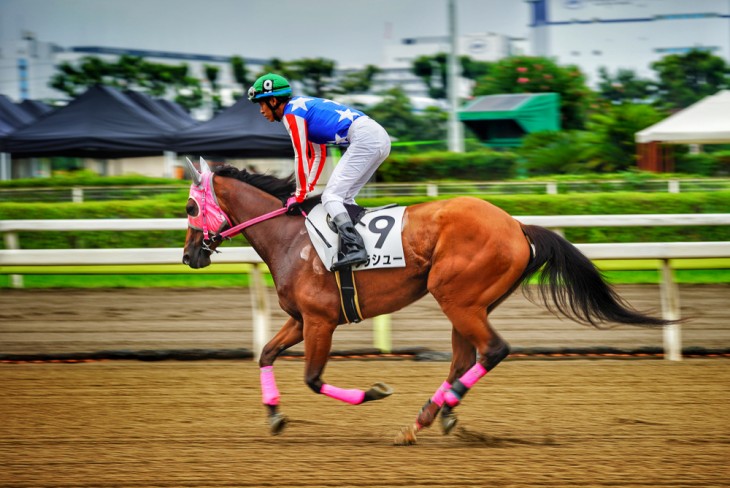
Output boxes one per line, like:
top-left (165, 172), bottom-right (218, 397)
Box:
top-left (447, 0), bottom-right (464, 152)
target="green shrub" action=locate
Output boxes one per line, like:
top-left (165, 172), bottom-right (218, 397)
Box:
top-left (2, 191), bottom-right (728, 249)
top-left (379, 150), bottom-right (518, 182)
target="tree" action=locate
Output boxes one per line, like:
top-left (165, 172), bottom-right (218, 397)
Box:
top-left (288, 58), bottom-right (336, 97)
top-left (336, 65), bottom-right (382, 94)
top-left (366, 86), bottom-right (447, 142)
top-left (230, 55), bottom-right (250, 87)
top-left (650, 49), bottom-right (730, 110)
top-left (582, 103), bottom-right (665, 172)
top-left (472, 55), bottom-right (592, 130)
top-left (49, 55), bottom-right (202, 110)
top-left (229, 55), bottom-right (250, 100)
top-left (412, 53), bottom-right (447, 99)
top-left (596, 67), bottom-right (655, 104)
top-left (412, 54), bottom-right (492, 100)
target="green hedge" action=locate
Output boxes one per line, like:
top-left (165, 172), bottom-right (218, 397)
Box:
top-left (1, 191), bottom-right (728, 250)
top-left (378, 150), bottom-right (519, 182)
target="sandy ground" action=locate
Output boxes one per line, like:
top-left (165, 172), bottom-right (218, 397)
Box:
top-left (0, 359), bottom-right (728, 488)
top-left (1, 285), bottom-right (728, 356)
top-left (0, 286), bottom-right (729, 486)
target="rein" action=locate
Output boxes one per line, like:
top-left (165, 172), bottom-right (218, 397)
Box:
top-left (218, 207), bottom-right (288, 240)
top-left (190, 172), bottom-right (288, 251)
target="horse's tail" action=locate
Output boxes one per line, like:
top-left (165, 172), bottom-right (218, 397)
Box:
top-left (519, 224), bottom-right (672, 328)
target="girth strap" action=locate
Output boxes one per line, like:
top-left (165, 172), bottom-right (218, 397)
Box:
top-left (334, 268), bottom-right (363, 324)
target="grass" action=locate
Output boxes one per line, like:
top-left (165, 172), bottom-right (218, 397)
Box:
top-left (1, 265), bottom-right (728, 289)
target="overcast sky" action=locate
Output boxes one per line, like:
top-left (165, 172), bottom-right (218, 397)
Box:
top-left (0, 0), bottom-right (531, 67)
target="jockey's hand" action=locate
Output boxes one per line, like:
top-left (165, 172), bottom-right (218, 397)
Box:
top-left (285, 196), bottom-right (302, 216)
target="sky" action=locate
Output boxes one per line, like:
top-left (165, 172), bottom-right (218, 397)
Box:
top-left (0, 0), bottom-right (531, 67)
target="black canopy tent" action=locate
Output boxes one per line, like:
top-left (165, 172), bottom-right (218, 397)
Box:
top-left (3, 85), bottom-right (177, 158)
top-left (172, 97), bottom-right (293, 158)
top-left (0, 94), bottom-right (35, 129)
top-left (18, 99), bottom-right (54, 119)
top-left (124, 90), bottom-right (197, 131)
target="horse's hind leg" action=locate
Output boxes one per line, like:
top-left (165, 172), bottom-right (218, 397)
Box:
top-left (419, 329), bottom-right (476, 429)
top-left (258, 317), bottom-right (304, 435)
top-left (396, 328), bottom-right (476, 445)
top-left (439, 311), bottom-right (510, 434)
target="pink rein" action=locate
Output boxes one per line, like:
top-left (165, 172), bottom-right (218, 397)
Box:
top-left (218, 206), bottom-right (288, 239)
top-left (188, 172), bottom-right (288, 242)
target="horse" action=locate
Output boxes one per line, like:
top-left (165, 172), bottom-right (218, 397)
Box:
top-left (181, 158), bottom-right (671, 445)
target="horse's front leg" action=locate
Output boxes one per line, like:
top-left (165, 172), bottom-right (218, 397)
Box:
top-left (395, 327), bottom-right (475, 445)
top-left (302, 318), bottom-right (393, 405)
top-left (259, 317), bottom-right (303, 435)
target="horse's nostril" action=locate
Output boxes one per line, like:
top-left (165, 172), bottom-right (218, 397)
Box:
top-left (182, 255), bottom-right (190, 265)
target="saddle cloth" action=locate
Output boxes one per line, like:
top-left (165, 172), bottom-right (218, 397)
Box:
top-left (304, 204), bottom-right (406, 271)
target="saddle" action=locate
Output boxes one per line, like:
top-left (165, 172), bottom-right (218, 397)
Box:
top-left (296, 196), bottom-right (401, 324)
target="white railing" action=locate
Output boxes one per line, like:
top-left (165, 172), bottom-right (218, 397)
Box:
top-left (2, 214), bottom-right (730, 361)
top-left (2, 178), bottom-right (729, 203)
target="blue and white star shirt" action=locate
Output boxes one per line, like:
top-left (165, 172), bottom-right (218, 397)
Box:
top-left (281, 97), bottom-right (367, 201)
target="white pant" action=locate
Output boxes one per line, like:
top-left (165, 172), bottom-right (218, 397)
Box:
top-left (322, 116), bottom-right (391, 219)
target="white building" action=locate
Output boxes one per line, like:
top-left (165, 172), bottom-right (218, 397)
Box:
top-left (374, 32), bottom-right (526, 98)
top-left (0, 32), bottom-right (65, 102)
top-left (526, 0), bottom-right (730, 85)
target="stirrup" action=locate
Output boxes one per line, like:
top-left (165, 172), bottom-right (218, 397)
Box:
top-left (330, 250), bottom-right (368, 271)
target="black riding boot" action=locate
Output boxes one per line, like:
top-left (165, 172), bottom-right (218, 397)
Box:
top-left (331, 213), bottom-right (368, 271)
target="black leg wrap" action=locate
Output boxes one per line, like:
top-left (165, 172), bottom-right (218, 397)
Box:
top-left (449, 379), bottom-right (470, 403)
top-left (485, 341), bottom-right (511, 371)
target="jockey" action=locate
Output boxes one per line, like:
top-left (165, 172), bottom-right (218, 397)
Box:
top-left (248, 73), bottom-right (391, 271)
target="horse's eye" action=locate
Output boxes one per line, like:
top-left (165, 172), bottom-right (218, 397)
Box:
top-left (186, 200), bottom-right (199, 217)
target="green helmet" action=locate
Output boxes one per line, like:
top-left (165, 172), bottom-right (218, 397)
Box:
top-left (247, 73), bottom-right (292, 102)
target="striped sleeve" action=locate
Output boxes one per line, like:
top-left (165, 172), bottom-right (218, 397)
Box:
top-left (282, 113), bottom-right (309, 202)
top-left (306, 144), bottom-right (327, 193)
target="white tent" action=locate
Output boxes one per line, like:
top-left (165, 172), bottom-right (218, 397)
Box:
top-left (636, 90), bottom-right (730, 144)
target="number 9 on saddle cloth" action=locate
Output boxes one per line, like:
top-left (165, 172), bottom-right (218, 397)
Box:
top-left (303, 202), bottom-right (406, 272)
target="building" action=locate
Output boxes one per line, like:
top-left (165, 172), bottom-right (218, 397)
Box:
top-left (526, 0), bottom-right (730, 86)
top-left (0, 32), bottom-right (64, 102)
top-left (0, 30), bottom-right (525, 106)
top-left (374, 32), bottom-right (527, 98)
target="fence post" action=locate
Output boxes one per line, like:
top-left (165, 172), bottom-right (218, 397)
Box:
top-left (249, 264), bottom-right (270, 361)
top-left (546, 182), bottom-right (558, 195)
top-left (373, 315), bottom-right (392, 353)
top-left (668, 180), bottom-right (680, 193)
top-left (659, 259), bottom-right (682, 361)
top-left (72, 187), bottom-right (84, 203)
top-left (3, 231), bottom-right (24, 288)
top-left (426, 183), bottom-right (439, 198)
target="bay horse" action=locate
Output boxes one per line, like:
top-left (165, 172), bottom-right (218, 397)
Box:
top-left (182, 159), bottom-right (670, 445)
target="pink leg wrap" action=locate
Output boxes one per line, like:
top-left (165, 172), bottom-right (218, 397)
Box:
top-left (260, 366), bottom-right (280, 405)
top-left (444, 363), bottom-right (488, 406)
top-left (431, 381), bottom-right (452, 407)
top-left (321, 384), bottom-right (365, 405)
top-left (460, 362), bottom-right (487, 388)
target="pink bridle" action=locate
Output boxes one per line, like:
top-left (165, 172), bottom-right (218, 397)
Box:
top-left (186, 157), bottom-right (288, 246)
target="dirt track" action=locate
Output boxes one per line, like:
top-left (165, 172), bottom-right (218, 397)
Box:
top-left (0, 286), bottom-right (729, 487)
top-left (1, 285), bottom-right (729, 355)
top-left (1, 360), bottom-right (729, 487)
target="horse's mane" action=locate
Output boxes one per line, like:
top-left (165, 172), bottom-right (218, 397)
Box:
top-left (214, 165), bottom-right (295, 202)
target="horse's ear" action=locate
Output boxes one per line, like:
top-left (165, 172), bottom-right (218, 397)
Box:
top-left (199, 156), bottom-right (212, 174)
top-left (185, 157), bottom-right (202, 186)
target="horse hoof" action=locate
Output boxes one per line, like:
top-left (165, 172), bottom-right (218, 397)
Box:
top-left (269, 413), bottom-right (288, 435)
top-left (364, 382), bottom-right (394, 402)
top-left (393, 424), bottom-right (418, 446)
top-left (441, 413), bottom-right (458, 435)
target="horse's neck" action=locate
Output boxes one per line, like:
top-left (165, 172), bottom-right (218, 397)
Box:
top-left (218, 178), bottom-right (297, 264)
